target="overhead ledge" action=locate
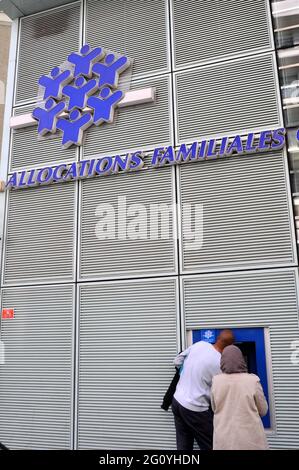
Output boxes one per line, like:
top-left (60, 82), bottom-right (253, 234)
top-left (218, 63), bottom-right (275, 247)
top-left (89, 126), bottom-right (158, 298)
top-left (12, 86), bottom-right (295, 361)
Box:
top-left (0, 0), bottom-right (78, 19)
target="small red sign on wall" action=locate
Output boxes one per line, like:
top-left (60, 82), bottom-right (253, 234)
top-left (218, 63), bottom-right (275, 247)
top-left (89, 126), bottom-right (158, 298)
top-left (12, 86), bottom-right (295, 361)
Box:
top-left (2, 308), bottom-right (14, 319)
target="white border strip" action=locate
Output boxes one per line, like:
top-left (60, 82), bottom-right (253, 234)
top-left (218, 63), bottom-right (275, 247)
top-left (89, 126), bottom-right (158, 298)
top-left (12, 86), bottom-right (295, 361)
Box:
top-left (0, 18), bottom-right (19, 281)
top-left (10, 87), bottom-right (156, 130)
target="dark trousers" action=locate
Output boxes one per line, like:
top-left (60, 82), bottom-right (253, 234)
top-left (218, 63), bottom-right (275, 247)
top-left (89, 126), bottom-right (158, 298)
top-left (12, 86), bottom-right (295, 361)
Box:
top-left (172, 397), bottom-right (214, 450)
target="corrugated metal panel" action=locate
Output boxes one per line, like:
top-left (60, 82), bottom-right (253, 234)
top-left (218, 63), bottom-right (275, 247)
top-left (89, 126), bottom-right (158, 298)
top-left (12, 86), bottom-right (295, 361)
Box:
top-left (15, 3), bottom-right (81, 104)
top-left (175, 54), bottom-right (281, 143)
top-left (79, 164), bottom-right (176, 279)
top-left (3, 182), bottom-right (76, 285)
top-left (83, 76), bottom-right (172, 158)
top-left (77, 278), bottom-right (177, 449)
top-left (11, 104), bottom-right (77, 171)
top-left (182, 269), bottom-right (299, 449)
top-left (85, 0), bottom-right (168, 78)
top-left (14, 104), bottom-right (36, 117)
top-left (0, 285), bottom-right (74, 449)
top-left (172, 0), bottom-right (272, 68)
top-left (179, 151), bottom-right (295, 272)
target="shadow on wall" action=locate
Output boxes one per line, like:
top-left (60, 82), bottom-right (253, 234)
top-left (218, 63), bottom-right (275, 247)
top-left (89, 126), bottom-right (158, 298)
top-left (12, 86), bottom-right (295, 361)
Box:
top-left (33, 9), bottom-right (70, 38)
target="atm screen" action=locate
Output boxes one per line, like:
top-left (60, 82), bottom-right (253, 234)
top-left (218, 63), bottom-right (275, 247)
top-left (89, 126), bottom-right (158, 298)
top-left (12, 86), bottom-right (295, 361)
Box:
top-left (236, 341), bottom-right (257, 375)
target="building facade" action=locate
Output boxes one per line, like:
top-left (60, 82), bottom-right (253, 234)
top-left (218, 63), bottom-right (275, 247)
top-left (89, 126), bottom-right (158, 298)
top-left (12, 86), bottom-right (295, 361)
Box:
top-left (0, 0), bottom-right (299, 449)
top-left (0, 11), bottom-right (11, 159)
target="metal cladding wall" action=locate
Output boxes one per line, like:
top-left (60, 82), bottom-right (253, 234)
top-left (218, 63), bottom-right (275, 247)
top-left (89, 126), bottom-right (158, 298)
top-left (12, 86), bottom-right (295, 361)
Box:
top-left (15, 3), bottom-right (81, 105)
top-left (182, 269), bottom-right (299, 449)
top-left (80, 165), bottom-right (176, 279)
top-left (3, 183), bottom-right (77, 285)
top-left (11, 104), bottom-right (77, 170)
top-left (0, 0), bottom-right (298, 449)
top-left (175, 53), bottom-right (281, 141)
top-left (77, 279), bottom-right (178, 449)
top-left (0, 285), bottom-right (74, 449)
top-left (179, 150), bottom-right (295, 272)
top-left (82, 76), bottom-right (172, 158)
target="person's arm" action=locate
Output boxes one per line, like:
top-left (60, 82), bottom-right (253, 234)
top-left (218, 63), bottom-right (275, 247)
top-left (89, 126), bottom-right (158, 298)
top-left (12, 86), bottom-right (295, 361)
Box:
top-left (210, 385), bottom-right (216, 413)
top-left (173, 346), bottom-right (191, 367)
top-left (254, 379), bottom-right (268, 417)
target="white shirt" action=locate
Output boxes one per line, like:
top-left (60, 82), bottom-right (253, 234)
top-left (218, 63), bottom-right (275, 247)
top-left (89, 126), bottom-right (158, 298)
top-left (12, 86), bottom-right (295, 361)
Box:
top-left (173, 341), bottom-right (221, 412)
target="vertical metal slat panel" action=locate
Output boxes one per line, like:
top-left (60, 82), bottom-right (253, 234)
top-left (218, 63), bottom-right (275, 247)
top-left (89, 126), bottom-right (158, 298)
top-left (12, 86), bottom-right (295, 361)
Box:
top-left (86, 0), bottom-right (169, 78)
top-left (0, 285), bottom-right (74, 449)
top-left (179, 151), bottom-right (295, 272)
top-left (15, 3), bottom-right (81, 104)
top-left (3, 182), bottom-right (76, 285)
top-left (77, 278), bottom-right (178, 449)
top-left (175, 54), bottom-right (281, 143)
top-left (83, 76), bottom-right (172, 158)
top-left (182, 269), bottom-right (299, 449)
top-left (172, 0), bottom-right (272, 68)
top-left (11, 104), bottom-right (77, 170)
top-left (80, 165), bottom-right (176, 279)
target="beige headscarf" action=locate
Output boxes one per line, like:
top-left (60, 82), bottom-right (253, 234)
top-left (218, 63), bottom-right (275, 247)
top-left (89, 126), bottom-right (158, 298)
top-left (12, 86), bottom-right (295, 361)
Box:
top-left (220, 345), bottom-right (248, 374)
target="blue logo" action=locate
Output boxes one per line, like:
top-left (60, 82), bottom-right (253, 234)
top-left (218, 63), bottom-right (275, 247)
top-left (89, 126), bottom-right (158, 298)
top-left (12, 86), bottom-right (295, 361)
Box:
top-left (32, 44), bottom-right (130, 149)
top-left (201, 329), bottom-right (216, 343)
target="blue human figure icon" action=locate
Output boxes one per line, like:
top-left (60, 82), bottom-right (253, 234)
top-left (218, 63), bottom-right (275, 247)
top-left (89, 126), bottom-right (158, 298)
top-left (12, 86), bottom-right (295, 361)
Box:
top-left (87, 87), bottom-right (124, 126)
top-left (32, 98), bottom-right (66, 136)
top-left (92, 53), bottom-right (130, 89)
top-left (68, 44), bottom-right (104, 78)
top-left (38, 66), bottom-right (73, 100)
top-left (63, 76), bottom-right (98, 111)
top-left (56, 109), bottom-right (93, 149)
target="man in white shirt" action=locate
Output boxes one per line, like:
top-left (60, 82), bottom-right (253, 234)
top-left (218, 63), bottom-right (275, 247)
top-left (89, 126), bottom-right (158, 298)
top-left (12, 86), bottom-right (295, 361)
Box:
top-left (172, 329), bottom-right (234, 450)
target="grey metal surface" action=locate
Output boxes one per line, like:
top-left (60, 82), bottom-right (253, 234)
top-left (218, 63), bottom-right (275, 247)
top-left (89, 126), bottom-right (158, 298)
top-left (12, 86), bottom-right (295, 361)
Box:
top-left (2, 182), bottom-right (77, 285)
top-left (85, 0), bottom-right (169, 79)
top-left (82, 76), bottom-right (172, 158)
top-left (79, 164), bottom-right (176, 279)
top-left (0, 0), bottom-right (78, 19)
top-left (179, 150), bottom-right (296, 273)
top-left (77, 278), bottom-right (178, 449)
top-left (11, 104), bottom-right (77, 170)
top-left (0, 284), bottom-right (74, 449)
top-left (172, 0), bottom-right (272, 69)
top-left (175, 53), bottom-right (281, 144)
top-left (182, 268), bottom-right (299, 449)
top-left (0, 0), bottom-right (23, 18)
top-left (15, 3), bottom-right (81, 105)
top-left (10, 125), bottom-right (77, 170)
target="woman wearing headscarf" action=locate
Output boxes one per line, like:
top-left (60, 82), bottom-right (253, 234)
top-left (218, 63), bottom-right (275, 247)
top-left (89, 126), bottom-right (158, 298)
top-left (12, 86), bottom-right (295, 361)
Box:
top-left (211, 345), bottom-right (268, 450)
